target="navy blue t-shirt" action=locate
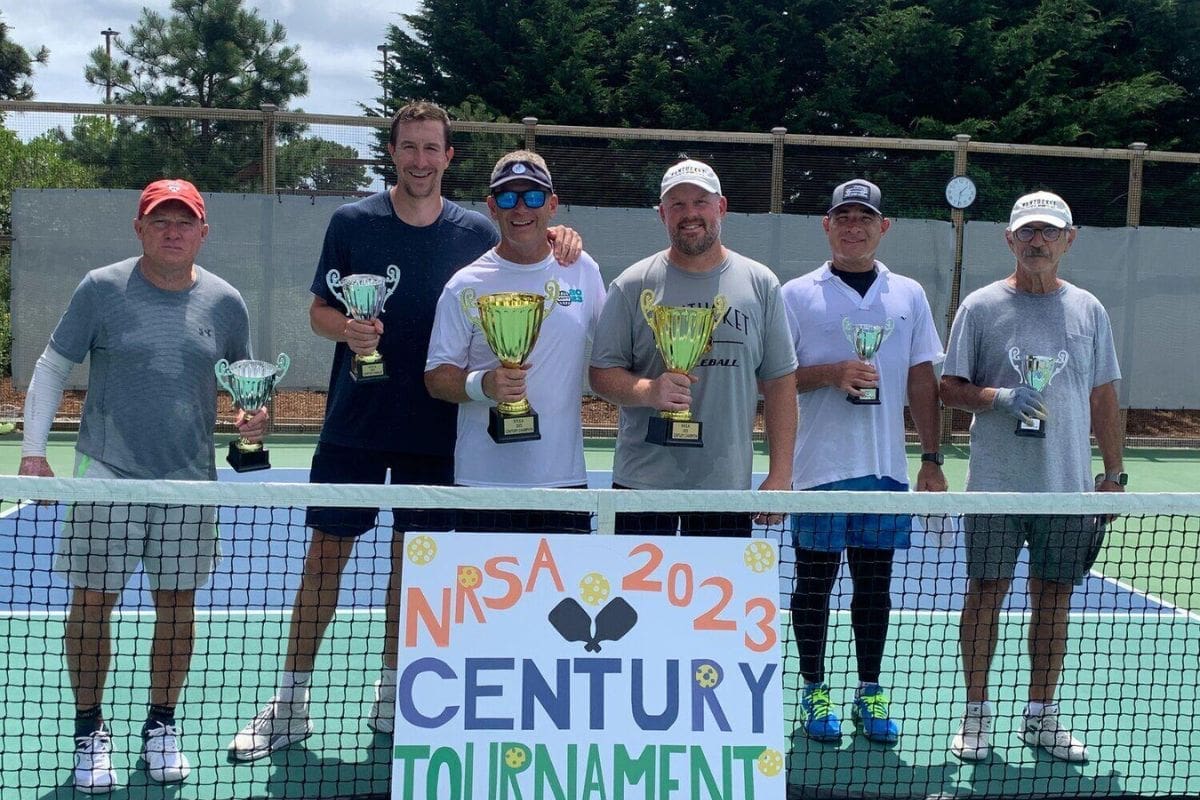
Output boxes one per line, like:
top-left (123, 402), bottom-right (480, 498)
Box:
top-left (311, 192), bottom-right (498, 455)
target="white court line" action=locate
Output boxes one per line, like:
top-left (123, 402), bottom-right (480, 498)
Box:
top-left (1088, 567), bottom-right (1200, 624)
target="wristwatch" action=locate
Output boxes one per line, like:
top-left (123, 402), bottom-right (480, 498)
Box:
top-left (920, 452), bottom-right (944, 466)
top-left (1095, 471), bottom-right (1128, 486)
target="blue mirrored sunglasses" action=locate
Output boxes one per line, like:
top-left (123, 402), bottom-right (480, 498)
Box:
top-left (493, 189), bottom-right (547, 210)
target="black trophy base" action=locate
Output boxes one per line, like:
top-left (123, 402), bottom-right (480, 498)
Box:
top-left (646, 415), bottom-right (704, 447)
top-left (847, 387), bottom-right (881, 405)
top-left (1015, 417), bottom-right (1047, 438)
top-left (350, 356), bottom-right (388, 383)
top-left (227, 440), bottom-right (271, 472)
top-left (488, 407), bottom-right (541, 443)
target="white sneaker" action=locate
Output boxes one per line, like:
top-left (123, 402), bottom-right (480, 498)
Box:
top-left (142, 721), bottom-right (191, 783)
top-left (227, 695), bottom-right (313, 762)
top-left (73, 728), bottom-right (120, 794)
top-left (1021, 705), bottom-right (1089, 762)
top-left (367, 678), bottom-right (396, 734)
top-left (951, 702), bottom-right (992, 761)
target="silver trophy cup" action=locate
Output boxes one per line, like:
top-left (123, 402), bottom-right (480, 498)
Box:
top-left (842, 318), bottom-right (895, 405)
top-left (215, 353), bottom-right (290, 472)
top-left (1008, 347), bottom-right (1069, 438)
top-left (326, 265), bottom-right (401, 382)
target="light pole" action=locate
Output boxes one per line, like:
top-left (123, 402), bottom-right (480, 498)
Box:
top-left (377, 44), bottom-right (390, 110)
top-left (100, 28), bottom-right (119, 105)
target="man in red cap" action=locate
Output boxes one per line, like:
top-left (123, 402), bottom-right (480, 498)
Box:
top-left (19, 178), bottom-right (269, 792)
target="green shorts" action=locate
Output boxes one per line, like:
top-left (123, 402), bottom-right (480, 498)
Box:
top-left (53, 454), bottom-right (220, 593)
top-left (964, 514), bottom-right (1104, 586)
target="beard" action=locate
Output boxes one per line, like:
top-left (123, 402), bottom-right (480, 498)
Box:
top-left (670, 218), bottom-right (721, 257)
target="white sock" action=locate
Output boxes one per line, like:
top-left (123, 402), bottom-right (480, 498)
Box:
top-left (966, 700), bottom-right (992, 717)
top-left (278, 671), bottom-right (311, 703)
top-left (1025, 701), bottom-right (1053, 718)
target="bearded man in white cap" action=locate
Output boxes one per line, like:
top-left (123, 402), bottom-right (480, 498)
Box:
top-left (941, 190), bottom-right (1124, 763)
top-left (589, 158), bottom-right (797, 536)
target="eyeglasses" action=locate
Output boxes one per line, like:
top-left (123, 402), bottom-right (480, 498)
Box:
top-left (493, 189), bottom-right (547, 210)
top-left (1014, 226), bottom-right (1066, 242)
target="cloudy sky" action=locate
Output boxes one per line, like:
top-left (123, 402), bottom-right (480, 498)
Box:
top-left (4, 0), bottom-right (420, 115)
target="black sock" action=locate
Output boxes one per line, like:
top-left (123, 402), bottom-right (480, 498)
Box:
top-left (142, 704), bottom-right (176, 738)
top-left (74, 706), bottom-right (103, 739)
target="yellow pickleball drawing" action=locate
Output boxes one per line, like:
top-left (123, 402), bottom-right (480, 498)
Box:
top-left (503, 744), bottom-right (530, 770)
top-left (694, 662), bottom-right (721, 689)
top-left (406, 535), bottom-right (436, 565)
top-left (757, 748), bottom-right (783, 777)
top-left (743, 540), bottom-right (776, 573)
top-left (579, 572), bottom-right (611, 606)
top-left (457, 565), bottom-right (482, 589)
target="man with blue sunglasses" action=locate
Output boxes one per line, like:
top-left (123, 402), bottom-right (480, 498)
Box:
top-left (425, 151), bottom-right (605, 527)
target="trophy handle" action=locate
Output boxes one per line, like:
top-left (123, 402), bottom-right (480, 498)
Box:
top-left (325, 269), bottom-right (346, 308)
top-left (706, 295), bottom-right (728, 353)
top-left (842, 317), bottom-right (856, 345)
top-left (880, 317), bottom-right (896, 342)
top-left (274, 353), bottom-right (291, 382)
top-left (640, 289), bottom-right (657, 326)
top-left (1008, 346), bottom-right (1024, 379)
top-left (214, 359), bottom-right (234, 395)
top-left (1050, 350), bottom-right (1070, 381)
top-left (460, 288), bottom-right (484, 331)
top-left (381, 265), bottom-right (402, 308)
top-left (541, 279), bottom-right (560, 319)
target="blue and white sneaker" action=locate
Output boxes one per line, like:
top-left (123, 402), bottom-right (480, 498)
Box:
top-left (800, 682), bottom-right (842, 742)
top-left (852, 684), bottom-right (900, 743)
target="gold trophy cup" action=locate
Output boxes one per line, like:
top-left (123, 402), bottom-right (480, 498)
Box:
top-left (641, 289), bottom-right (728, 447)
top-left (460, 280), bottom-right (559, 443)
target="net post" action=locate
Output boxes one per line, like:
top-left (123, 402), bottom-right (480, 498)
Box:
top-left (596, 490), bottom-right (616, 535)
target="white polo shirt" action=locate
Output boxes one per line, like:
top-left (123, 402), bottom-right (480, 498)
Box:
top-left (781, 261), bottom-right (944, 490)
top-left (426, 249), bottom-right (606, 487)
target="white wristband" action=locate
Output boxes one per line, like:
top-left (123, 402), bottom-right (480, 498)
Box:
top-left (465, 370), bottom-right (495, 405)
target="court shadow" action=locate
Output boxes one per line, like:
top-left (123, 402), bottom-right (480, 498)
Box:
top-left (35, 774), bottom-right (185, 800)
top-left (957, 747), bottom-right (1126, 798)
top-left (786, 729), bottom-right (962, 798)
top-left (246, 734), bottom-right (392, 799)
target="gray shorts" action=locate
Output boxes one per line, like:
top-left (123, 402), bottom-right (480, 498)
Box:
top-left (54, 454), bottom-right (220, 593)
top-left (964, 514), bottom-right (1104, 586)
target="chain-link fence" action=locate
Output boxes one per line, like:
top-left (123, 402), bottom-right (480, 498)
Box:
top-left (3, 100), bottom-right (1198, 445)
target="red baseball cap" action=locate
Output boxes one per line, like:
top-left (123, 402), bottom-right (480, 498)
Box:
top-left (138, 179), bottom-right (206, 220)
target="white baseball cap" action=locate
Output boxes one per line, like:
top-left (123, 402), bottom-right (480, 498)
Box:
top-left (660, 159), bottom-right (721, 198)
top-left (1009, 191), bottom-right (1073, 230)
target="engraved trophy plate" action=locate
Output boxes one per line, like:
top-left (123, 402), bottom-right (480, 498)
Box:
top-left (214, 353), bottom-right (290, 472)
top-left (641, 290), bottom-right (728, 447)
top-left (1009, 347), bottom-right (1069, 438)
top-left (326, 265), bottom-right (400, 382)
top-left (842, 318), bottom-right (895, 405)
top-left (460, 280), bottom-right (559, 444)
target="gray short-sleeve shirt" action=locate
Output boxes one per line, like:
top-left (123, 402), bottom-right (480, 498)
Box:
top-left (50, 257), bottom-right (252, 480)
top-left (942, 279), bottom-right (1120, 492)
top-left (590, 249), bottom-right (797, 490)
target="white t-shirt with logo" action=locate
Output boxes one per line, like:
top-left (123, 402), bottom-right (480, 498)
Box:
top-left (782, 261), bottom-right (944, 489)
top-left (426, 249), bottom-right (606, 487)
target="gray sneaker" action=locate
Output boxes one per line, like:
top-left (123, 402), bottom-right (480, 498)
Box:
top-left (227, 696), bottom-right (313, 762)
top-left (367, 678), bottom-right (396, 733)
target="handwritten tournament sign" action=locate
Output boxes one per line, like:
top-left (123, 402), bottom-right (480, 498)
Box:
top-left (392, 533), bottom-right (785, 800)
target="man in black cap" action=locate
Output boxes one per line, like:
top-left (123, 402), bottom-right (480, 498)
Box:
top-left (780, 178), bottom-right (946, 745)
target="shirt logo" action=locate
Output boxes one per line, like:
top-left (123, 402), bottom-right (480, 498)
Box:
top-left (198, 327), bottom-right (213, 337)
top-left (557, 289), bottom-right (583, 307)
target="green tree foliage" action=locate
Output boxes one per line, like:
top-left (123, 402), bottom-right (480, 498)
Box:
top-left (275, 137), bottom-right (370, 191)
top-left (62, 0), bottom-right (309, 191)
top-left (383, 0), bottom-right (1198, 151)
top-left (0, 12), bottom-right (48, 103)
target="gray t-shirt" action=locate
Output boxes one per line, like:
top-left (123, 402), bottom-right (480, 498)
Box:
top-left (942, 279), bottom-right (1120, 493)
top-left (49, 257), bottom-right (252, 480)
top-left (590, 249), bottom-right (797, 490)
